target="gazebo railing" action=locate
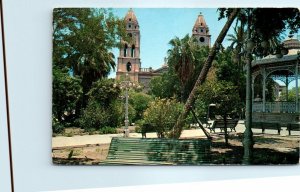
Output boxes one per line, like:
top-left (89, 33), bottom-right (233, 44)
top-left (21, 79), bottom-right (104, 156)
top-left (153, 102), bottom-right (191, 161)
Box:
top-left (253, 101), bottom-right (299, 113)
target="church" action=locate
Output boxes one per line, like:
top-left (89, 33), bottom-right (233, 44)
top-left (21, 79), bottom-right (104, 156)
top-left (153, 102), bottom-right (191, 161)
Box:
top-left (116, 9), bottom-right (211, 90)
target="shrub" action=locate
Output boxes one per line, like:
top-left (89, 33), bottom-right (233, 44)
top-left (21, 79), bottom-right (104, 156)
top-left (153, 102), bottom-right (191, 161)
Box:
top-left (66, 132), bottom-right (74, 137)
top-left (79, 101), bottom-right (110, 131)
top-left (99, 126), bottom-right (117, 134)
top-left (52, 116), bottom-right (64, 134)
top-left (143, 98), bottom-right (183, 138)
top-left (135, 126), bottom-right (141, 133)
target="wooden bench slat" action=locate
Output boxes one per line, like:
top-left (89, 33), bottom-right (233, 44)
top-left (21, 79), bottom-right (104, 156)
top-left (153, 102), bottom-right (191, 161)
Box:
top-left (102, 137), bottom-right (211, 165)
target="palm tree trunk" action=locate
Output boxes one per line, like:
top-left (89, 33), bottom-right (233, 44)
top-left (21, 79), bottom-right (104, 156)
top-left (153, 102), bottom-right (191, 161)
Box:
top-left (171, 9), bottom-right (240, 138)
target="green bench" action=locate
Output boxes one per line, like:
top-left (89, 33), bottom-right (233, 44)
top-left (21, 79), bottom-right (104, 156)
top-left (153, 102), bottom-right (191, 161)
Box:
top-left (287, 123), bottom-right (300, 135)
top-left (209, 119), bottom-right (238, 133)
top-left (251, 122), bottom-right (281, 134)
top-left (102, 137), bottom-right (212, 165)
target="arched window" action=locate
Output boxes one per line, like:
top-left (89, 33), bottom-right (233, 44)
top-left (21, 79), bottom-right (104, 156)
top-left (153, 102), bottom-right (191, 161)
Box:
top-left (131, 44), bottom-right (135, 57)
top-left (124, 44), bottom-right (128, 57)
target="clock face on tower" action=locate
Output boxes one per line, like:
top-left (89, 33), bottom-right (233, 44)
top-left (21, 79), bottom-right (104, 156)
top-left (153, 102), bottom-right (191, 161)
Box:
top-left (199, 37), bottom-right (205, 43)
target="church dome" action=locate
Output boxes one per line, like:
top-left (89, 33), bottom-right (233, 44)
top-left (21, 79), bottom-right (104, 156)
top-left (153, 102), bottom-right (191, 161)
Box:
top-left (124, 8), bottom-right (138, 24)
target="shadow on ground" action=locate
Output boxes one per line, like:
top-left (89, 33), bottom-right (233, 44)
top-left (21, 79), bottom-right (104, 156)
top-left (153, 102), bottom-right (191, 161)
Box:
top-left (209, 133), bottom-right (299, 165)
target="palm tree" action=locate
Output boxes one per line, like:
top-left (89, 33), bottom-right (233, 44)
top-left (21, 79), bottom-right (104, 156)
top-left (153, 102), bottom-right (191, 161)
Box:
top-left (167, 35), bottom-right (199, 102)
top-left (171, 9), bottom-right (240, 138)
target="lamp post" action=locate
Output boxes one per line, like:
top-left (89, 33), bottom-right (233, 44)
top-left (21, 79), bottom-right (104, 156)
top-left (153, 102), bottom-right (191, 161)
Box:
top-left (242, 9), bottom-right (290, 164)
top-left (124, 72), bottom-right (130, 137)
top-left (114, 62), bottom-right (140, 138)
top-left (114, 74), bottom-right (131, 137)
top-left (243, 9), bottom-right (254, 164)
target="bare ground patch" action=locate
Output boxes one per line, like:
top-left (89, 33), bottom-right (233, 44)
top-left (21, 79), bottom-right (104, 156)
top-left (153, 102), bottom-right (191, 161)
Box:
top-left (52, 143), bottom-right (110, 165)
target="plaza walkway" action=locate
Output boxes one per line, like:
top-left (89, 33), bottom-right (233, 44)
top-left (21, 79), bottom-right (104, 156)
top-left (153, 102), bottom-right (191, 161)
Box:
top-left (52, 121), bottom-right (299, 148)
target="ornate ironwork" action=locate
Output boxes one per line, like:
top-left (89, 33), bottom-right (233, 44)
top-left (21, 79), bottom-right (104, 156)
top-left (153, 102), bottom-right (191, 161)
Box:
top-left (253, 101), bottom-right (299, 113)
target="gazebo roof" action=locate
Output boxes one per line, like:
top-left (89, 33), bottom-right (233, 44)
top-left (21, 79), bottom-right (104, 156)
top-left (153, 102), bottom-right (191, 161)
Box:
top-left (283, 38), bottom-right (300, 49)
top-left (252, 54), bottom-right (299, 68)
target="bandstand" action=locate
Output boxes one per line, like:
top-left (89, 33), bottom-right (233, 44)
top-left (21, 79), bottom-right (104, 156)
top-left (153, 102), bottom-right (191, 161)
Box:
top-left (251, 38), bottom-right (300, 125)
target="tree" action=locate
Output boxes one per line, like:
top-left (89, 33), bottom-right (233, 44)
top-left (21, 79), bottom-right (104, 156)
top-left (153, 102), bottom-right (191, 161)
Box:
top-left (148, 72), bottom-right (181, 100)
top-left (279, 87), bottom-right (300, 101)
top-left (87, 78), bottom-right (121, 107)
top-left (129, 91), bottom-right (153, 121)
top-left (220, 8), bottom-right (300, 164)
top-left (52, 67), bottom-right (82, 123)
top-left (167, 35), bottom-right (201, 102)
top-left (149, 42), bottom-right (209, 102)
top-left (197, 80), bottom-right (241, 145)
top-left (53, 8), bottom-right (127, 111)
top-left (171, 9), bottom-right (240, 138)
top-left (215, 48), bottom-right (246, 103)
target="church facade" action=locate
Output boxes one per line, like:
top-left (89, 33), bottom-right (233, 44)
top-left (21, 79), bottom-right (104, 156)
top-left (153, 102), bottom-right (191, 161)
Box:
top-left (116, 9), bottom-right (211, 90)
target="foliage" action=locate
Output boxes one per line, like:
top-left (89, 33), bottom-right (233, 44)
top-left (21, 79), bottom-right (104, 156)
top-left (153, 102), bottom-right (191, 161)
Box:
top-left (52, 116), bottom-right (64, 134)
top-left (87, 78), bottom-right (121, 107)
top-left (143, 98), bottom-right (183, 138)
top-left (279, 87), bottom-right (300, 101)
top-left (167, 35), bottom-right (209, 101)
top-left (99, 126), bottom-right (117, 134)
top-left (79, 78), bottom-right (123, 130)
top-left (197, 80), bottom-right (242, 116)
top-left (128, 91), bottom-right (153, 121)
top-left (220, 8), bottom-right (300, 57)
top-left (197, 80), bottom-right (242, 144)
top-left (113, 100), bottom-right (136, 125)
top-left (53, 8), bottom-right (127, 111)
top-left (194, 99), bottom-right (208, 118)
top-left (253, 76), bottom-right (276, 102)
top-left (52, 67), bottom-right (82, 122)
top-left (149, 43), bottom-right (209, 102)
top-left (168, 35), bottom-right (198, 86)
top-left (215, 48), bottom-right (246, 102)
top-left (148, 73), bottom-right (181, 100)
top-left (79, 98), bottom-right (136, 131)
top-left (79, 101), bottom-right (111, 131)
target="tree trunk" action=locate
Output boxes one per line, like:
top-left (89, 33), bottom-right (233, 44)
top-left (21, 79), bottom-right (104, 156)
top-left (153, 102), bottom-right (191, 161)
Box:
top-left (171, 9), bottom-right (240, 138)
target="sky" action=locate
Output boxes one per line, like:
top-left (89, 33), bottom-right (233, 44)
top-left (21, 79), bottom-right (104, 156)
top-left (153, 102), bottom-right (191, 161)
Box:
top-left (108, 8), bottom-right (299, 89)
top-left (108, 8), bottom-right (232, 77)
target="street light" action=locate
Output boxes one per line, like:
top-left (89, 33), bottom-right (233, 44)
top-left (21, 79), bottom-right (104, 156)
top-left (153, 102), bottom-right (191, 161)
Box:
top-left (113, 63), bottom-right (140, 138)
top-left (242, 10), bottom-right (290, 164)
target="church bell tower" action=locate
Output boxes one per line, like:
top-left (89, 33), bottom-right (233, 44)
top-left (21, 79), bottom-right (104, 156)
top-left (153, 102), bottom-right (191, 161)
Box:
top-left (116, 9), bottom-right (141, 82)
top-left (192, 13), bottom-right (211, 47)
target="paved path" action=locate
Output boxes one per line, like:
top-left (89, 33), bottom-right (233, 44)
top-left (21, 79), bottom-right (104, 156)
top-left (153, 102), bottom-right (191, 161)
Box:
top-left (52, 121), bottom-right (299, 148)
